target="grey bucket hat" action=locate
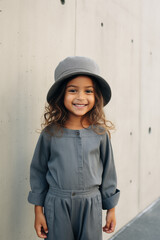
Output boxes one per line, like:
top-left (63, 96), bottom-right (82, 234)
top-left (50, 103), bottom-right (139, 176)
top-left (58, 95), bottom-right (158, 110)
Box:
top-left (47, 56), bottom-right (111, 106)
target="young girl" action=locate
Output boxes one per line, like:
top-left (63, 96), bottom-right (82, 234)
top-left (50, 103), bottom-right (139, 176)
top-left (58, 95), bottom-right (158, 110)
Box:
top-left (28, 56), bottom-right (120, 240)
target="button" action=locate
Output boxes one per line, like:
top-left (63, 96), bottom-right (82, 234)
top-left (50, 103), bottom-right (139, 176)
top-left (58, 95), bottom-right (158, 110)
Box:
top-left (76, 131), bottom-right (80, 136)
top-left (72, 192), bottom-right (76, 196)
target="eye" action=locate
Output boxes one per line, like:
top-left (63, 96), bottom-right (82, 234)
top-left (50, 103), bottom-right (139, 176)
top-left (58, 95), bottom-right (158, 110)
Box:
top-left (68, 89), bottom-right (77, 93)
top-left (85, 89), bottom-right (94, 94)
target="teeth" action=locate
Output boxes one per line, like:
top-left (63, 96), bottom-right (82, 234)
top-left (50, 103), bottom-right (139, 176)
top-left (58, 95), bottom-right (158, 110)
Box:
top-left (74, 104), bottom-right (86, 107)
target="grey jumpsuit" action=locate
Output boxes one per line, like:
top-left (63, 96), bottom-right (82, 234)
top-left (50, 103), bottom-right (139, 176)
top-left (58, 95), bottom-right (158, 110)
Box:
top-left (28, 125), bottom-right (120, 240)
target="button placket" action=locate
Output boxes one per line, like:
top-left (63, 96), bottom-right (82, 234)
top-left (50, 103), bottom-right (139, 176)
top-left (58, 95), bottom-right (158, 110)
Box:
top-left (76, 131), bottom-right (84, 189)
top-left (77, 138), bottom-right (83, 168)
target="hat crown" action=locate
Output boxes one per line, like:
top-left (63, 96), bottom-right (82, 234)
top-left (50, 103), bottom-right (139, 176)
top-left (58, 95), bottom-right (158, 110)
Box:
top-left (55, 56), bottom-right (100, 82)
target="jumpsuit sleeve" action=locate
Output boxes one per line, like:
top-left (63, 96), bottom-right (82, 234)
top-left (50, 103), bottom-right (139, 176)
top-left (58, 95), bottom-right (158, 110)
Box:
top-left (28, 130), bottom-right (50, 206)
top-left (99, 132), bottom-right (120, 210)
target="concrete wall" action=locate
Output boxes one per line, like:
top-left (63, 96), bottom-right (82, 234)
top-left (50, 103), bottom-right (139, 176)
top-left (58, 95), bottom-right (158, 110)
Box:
top-left (0, 0), bottom-right (160, 239)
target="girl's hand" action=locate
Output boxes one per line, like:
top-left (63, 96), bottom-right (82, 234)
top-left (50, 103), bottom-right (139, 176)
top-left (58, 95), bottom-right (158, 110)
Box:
top-left (103, 207), bottom-right (116, 234)
top-left (34, 206), bottom-right (48, 238)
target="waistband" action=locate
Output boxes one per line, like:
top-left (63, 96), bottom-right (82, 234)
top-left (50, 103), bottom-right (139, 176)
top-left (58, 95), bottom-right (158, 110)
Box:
top-left (48, 186), bottom-right (100, 198)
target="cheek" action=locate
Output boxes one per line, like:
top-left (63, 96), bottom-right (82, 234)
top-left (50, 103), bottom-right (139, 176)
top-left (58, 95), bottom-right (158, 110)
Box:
top-left (64, 94), bottom-right (72, 107)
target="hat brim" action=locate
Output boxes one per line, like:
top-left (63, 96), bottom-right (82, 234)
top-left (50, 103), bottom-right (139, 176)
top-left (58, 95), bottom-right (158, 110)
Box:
top-left (47, 72), bottom-right (111, 106)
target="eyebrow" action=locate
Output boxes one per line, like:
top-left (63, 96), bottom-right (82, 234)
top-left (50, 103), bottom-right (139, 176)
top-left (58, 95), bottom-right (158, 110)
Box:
top-left (66, 85), bottom-right (94, 88)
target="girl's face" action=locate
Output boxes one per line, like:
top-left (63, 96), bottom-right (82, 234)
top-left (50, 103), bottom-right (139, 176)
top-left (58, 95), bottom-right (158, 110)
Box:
top-left (64, 76), bottom-right (95, 120)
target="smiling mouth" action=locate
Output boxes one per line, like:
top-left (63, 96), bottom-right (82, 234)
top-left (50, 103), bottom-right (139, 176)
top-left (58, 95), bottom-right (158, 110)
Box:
top-left (73, 104), bottom-right (88, 107)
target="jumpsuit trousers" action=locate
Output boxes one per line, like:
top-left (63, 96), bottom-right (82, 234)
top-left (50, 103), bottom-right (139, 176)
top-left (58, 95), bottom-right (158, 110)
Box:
top-left (44, 186), bottom-right (102, 240)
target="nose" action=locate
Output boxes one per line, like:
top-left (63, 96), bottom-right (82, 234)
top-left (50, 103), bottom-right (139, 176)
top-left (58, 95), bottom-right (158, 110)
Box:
top-left (76, 90), bottom-right (85, 100)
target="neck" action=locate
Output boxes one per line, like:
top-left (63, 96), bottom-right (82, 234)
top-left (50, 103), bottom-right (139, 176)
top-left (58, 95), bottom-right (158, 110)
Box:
top-left (64, 116), bottom-right (90, 130)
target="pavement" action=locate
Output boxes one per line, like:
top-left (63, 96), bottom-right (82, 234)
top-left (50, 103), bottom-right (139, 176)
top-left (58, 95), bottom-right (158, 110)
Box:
top-left (109, 197), bottom-right (160, 240)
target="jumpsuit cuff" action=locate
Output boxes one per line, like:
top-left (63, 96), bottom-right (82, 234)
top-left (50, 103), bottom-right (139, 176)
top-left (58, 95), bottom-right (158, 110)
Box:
top-left (101, 189), bottom-right (120, 210)
top-left (28, 191), bottom-right (47, 206)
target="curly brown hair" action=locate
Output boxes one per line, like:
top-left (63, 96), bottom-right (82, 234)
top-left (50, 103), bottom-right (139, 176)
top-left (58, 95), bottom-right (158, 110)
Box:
top-left (41, 75), bottom-right (115, 138)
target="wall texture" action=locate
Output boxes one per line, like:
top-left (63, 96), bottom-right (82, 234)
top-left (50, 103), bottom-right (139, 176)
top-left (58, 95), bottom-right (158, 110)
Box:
top-left (0, 0), bottom-right (160, 239)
